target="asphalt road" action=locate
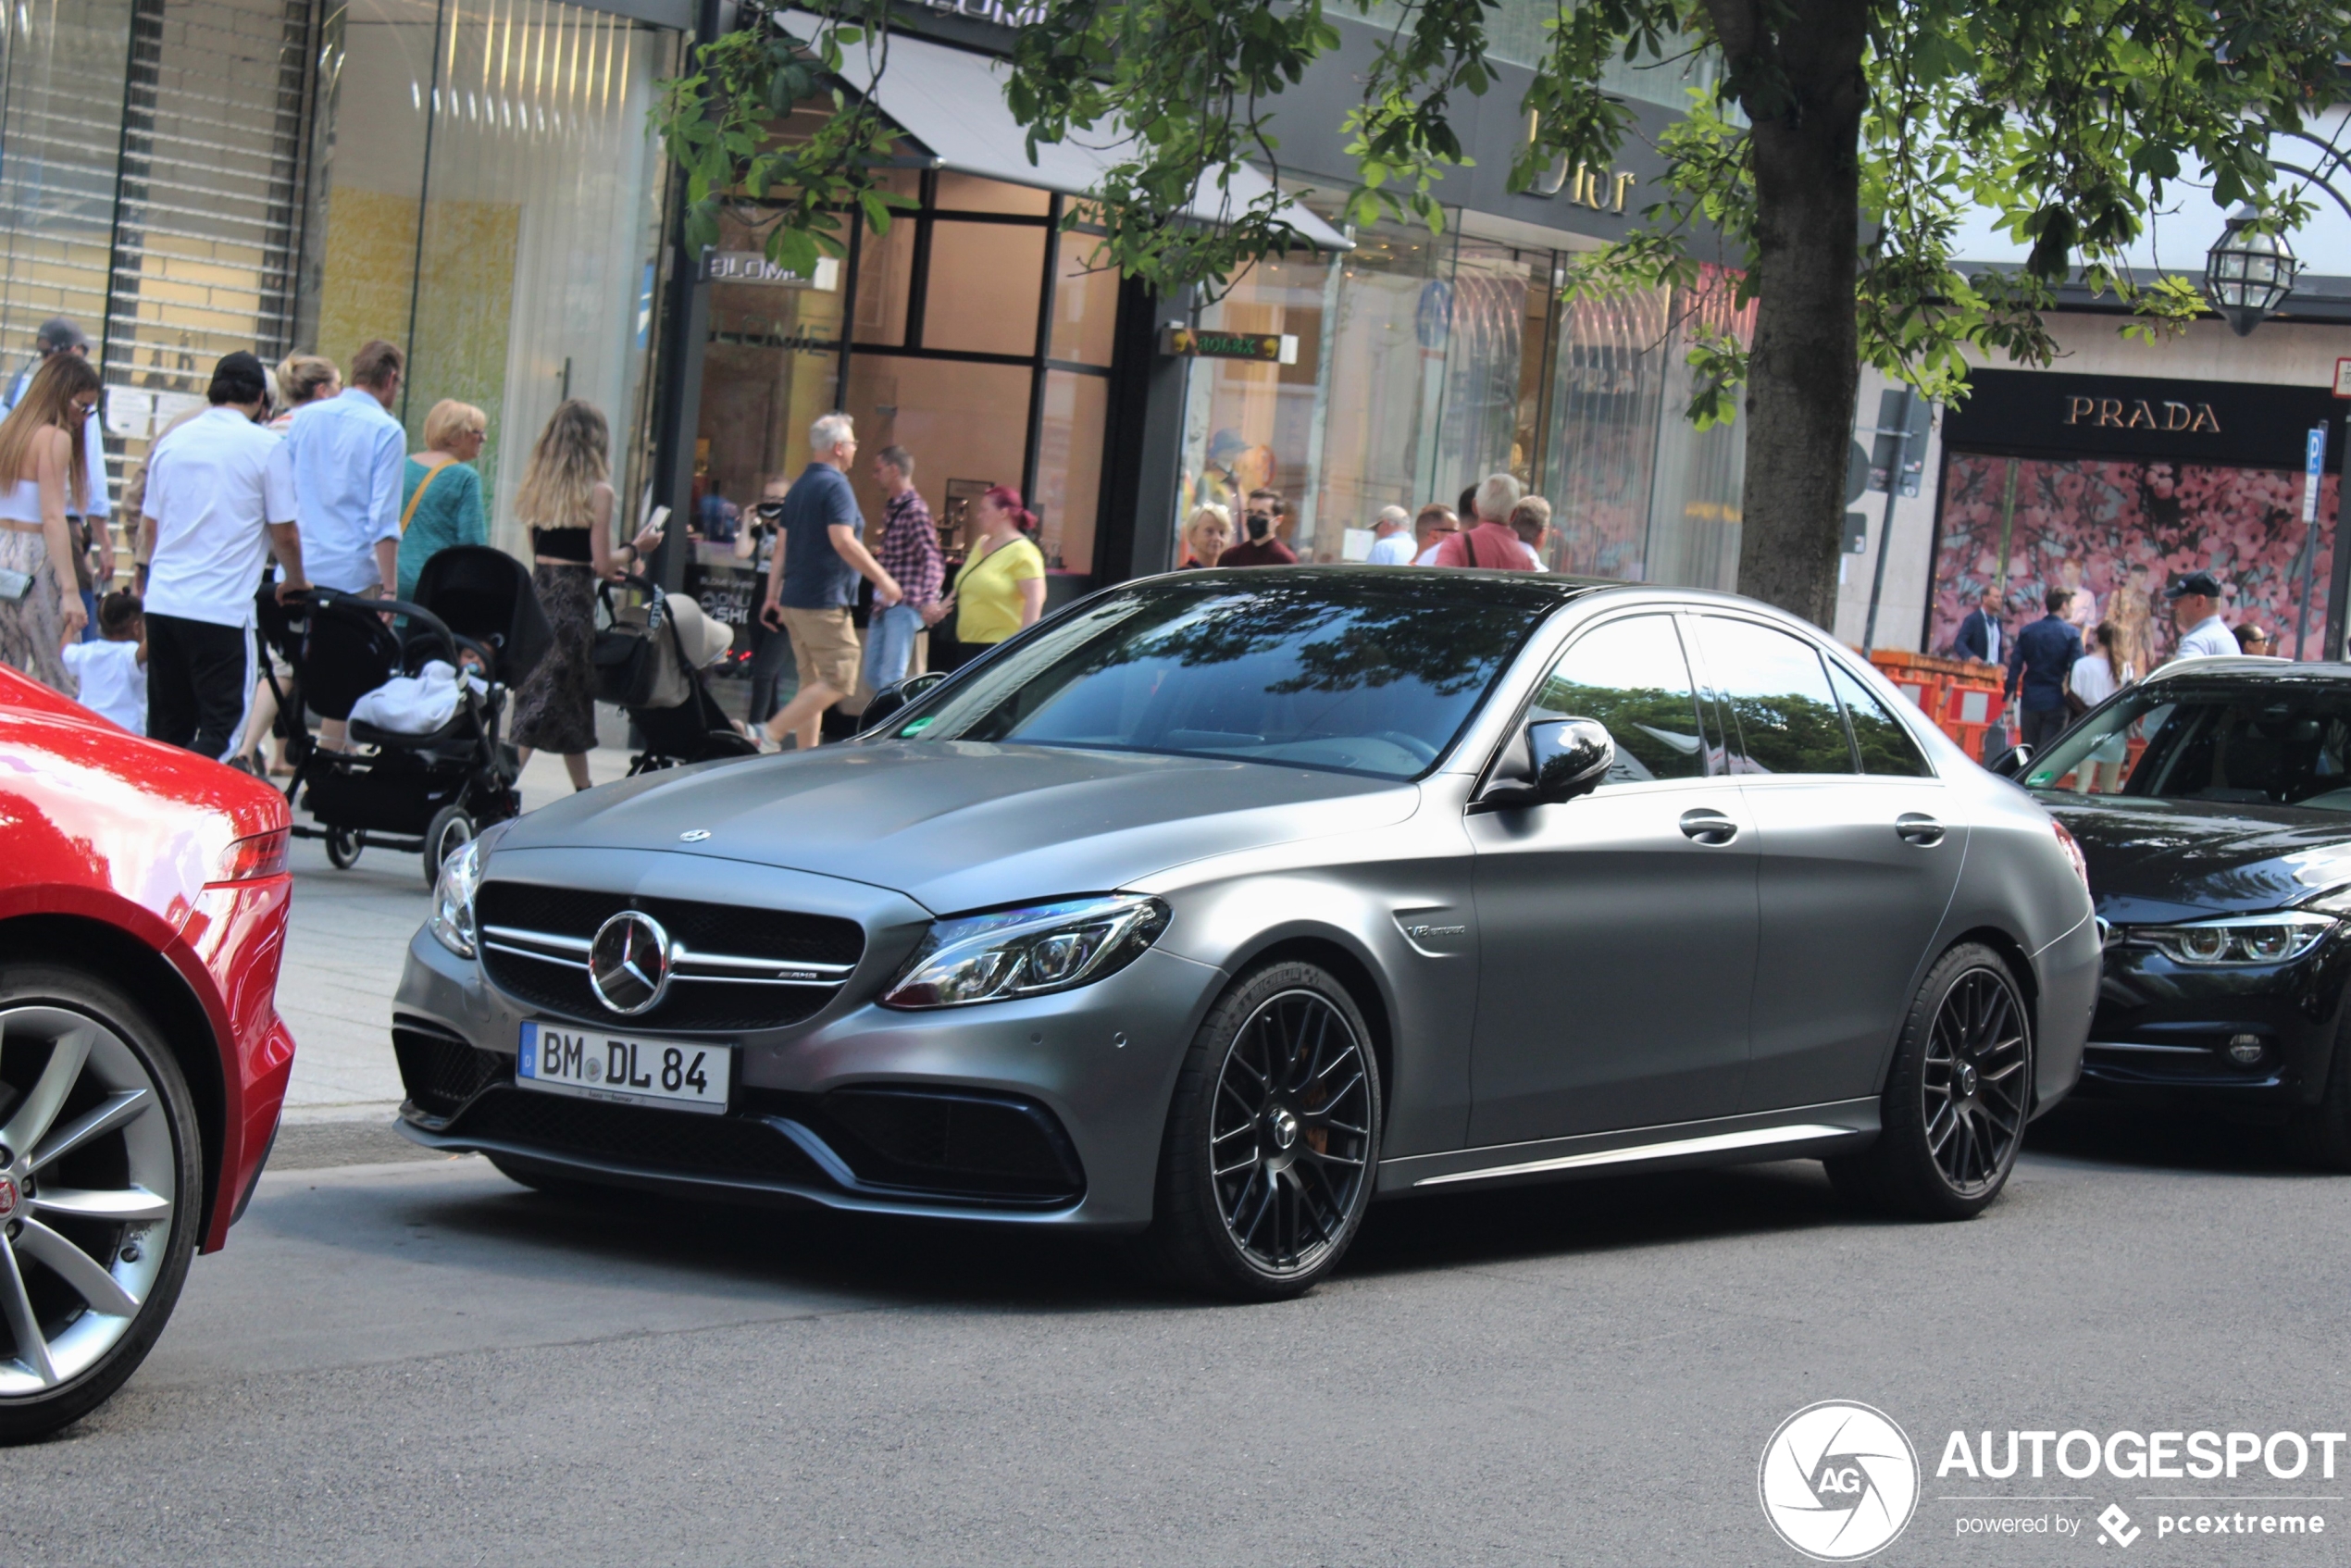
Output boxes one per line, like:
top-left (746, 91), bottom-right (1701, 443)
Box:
top-left (10, 1106), bottom-right (2348, 1567)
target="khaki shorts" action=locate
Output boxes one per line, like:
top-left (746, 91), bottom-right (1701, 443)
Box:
top-left (778, 604), bottom-right (860, 695)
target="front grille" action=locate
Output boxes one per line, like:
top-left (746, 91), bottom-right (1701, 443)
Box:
top-left (475, 881), bottom-right (865, 1033)
top-left (392, 1019), bottom-right (508, 1119)
top-left (446, 1088), bottom-right (831, 1188)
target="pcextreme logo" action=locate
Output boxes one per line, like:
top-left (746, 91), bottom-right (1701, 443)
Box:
top-left (1759, 1400), bottom-right (1922, 1562)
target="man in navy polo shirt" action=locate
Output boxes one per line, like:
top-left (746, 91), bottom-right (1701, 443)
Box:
top-left (758, 411), bottom-right (902, 751)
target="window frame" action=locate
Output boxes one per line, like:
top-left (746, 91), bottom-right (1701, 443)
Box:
top-left (1474, 606), bottom-right (1725, 800)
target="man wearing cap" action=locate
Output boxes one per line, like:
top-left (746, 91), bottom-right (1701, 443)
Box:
top-left (2005, 585), bottom-right (2084, 752)
top-left (140, 352), bottom-right (306, 762)
top-left (4, 318), bottom-right (111, 638)
top-left (2166, 571), bottom-right (2239, 661)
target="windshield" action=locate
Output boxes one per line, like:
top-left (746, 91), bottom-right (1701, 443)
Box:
top-left (2025, 681), bottom-right (2351, 812)
top-left (878, 574), bottom-right (1559, 779)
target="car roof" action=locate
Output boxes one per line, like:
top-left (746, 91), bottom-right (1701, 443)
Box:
top-left (2141, 656), bottom-right (2351, 687)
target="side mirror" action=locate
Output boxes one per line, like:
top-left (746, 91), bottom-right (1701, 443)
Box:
top-left (1480, 716), bottom-right (1615, 808)
top-left (1529, 717), bottom-right (1614, 803)
top-left (861, 670), bottom-right (948, 732)
top-left (1987, 743), bottom-right (2032, 778)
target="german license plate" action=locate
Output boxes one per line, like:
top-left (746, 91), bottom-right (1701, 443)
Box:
top-left (516, 1021), bottom-right (733, 1114)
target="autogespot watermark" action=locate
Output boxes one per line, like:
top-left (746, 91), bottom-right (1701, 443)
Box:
top-left (1761, 1405), bottom-right (2345, 1559)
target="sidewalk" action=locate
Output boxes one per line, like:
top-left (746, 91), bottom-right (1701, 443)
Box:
top-left (274, 728), bottom-right (634, 1124)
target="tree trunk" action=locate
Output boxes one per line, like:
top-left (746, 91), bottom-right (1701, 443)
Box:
top-left (1728, 0), bottom-right (1870, 629)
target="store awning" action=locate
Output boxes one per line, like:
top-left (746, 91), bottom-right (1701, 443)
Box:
top-left (777, 14), bottom-right (1351, 252)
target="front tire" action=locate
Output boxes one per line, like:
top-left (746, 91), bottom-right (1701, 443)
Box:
top-left (1142, 963), bottom-right (1382, 1300)
top-left (1826, 942), bottom-right (2032, 1220)
top-left (0, 962), bottom-right (205, 1443)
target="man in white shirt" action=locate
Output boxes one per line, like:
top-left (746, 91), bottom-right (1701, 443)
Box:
top-left (141, 352), bottom-right (306, 759)
top-left (2164, 571), bottom-right (2239, 662)
top-left (285, 337), bottom-right (403, 597)
top-left (4, 318), bottom-right (112, 637)
top-left (1365, 505), bottom-right (1417, 565)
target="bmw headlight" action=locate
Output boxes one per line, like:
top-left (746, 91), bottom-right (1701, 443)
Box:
top-left (880, 895), bottom-right (1169, 1009)
top-left (2141, 912), bottom-right (2336, 966)
top-left (428, 836), bottom-right (486, 959)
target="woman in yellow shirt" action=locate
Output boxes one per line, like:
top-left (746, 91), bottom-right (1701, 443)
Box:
top-left (943, 484), bottom-right (1046, 648)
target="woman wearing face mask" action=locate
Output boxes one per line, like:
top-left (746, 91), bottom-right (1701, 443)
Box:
top-left (1214, 487), bottom-right (1297, 566)
top-left (735, 474), bottom-right (792, 727)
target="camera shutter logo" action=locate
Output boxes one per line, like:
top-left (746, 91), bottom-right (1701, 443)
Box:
top-left (1759, 1400), bottom-right (1921, 1561)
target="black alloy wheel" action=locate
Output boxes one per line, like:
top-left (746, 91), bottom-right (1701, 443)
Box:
top-left (1827, 942), bottom-right (2032, 1220)
top-left (1146, 963), bottom-right (1382, 1300)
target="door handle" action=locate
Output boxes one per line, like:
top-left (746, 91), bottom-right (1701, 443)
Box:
top-left (1680, 808), bottom-right (1738, 845)
top-left (1896, 813), bottom-right (1946, 846)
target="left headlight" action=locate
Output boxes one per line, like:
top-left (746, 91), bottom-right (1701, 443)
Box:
top-left (880, 894), bottom-right (1169, 1009)
top-left (2140, 912), bottom-right (2337, 965)
top-left (428, 836), bottom-right (485, 959)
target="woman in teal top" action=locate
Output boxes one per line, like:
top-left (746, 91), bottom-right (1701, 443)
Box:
top-left (395, 398), bottom-right (490, 600)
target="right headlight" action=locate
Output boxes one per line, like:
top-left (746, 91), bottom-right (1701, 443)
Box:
top-left (2139, 912), bottom-right (2337, 966)
top-left (428, 836), bottom-right (485, 959)
top-left (880, 894), bottom-right (1169, 1009)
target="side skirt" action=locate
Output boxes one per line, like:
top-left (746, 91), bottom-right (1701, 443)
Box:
top-left (1373, 1100), bottom-right (1880, 1197)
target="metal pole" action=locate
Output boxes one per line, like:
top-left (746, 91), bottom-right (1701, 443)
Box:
top-left (1860, 385), bottom-right (1914, 653)
top-left (2296, 419), bottom-right (2329, 659)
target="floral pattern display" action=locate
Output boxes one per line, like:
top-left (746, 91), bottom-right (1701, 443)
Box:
top-left (1929, 453), bottom-right (2341, 668)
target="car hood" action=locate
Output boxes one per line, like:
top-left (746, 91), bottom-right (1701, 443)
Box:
top-left (493, 740), bottom-right (1417, 914)
top-left (2040, 792), bottom-right (2351, 921)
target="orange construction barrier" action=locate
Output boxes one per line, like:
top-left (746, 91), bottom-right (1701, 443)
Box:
top-left (1868, 649), bottom-right (2007, 761)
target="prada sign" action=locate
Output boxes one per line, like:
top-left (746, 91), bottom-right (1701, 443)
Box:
top-left (1945, 368), bottom-right (2341, 473)
top-left (2063, 394), bottom-right (2220, 434)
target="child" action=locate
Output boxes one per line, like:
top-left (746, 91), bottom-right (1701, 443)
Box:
top-left (61, 589), bottom-right (148, 735)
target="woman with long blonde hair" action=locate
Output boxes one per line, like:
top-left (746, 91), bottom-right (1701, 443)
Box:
top-left (0, 353), bottom-right (99, 691)
top-left (506, 399), bottom-right (663, 791)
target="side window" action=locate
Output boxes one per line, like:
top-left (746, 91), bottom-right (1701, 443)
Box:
top-left (1828, 663), bottom-right (1934, 778)
top-left (1531, 615), bottom-right (1707, 785)
top-left (1695, 617), bottom-right (1856, 776)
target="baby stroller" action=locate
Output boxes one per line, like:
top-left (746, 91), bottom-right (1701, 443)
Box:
top-left (598, 573), bottom-right (760, 775)
top-left (260, 546), bottom-right (551, 885)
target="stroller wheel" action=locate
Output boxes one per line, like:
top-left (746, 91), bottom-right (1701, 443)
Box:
top-left (424, 804), bottom-right (476, 888)
top-left (325, 827), bottom-right (363, 870)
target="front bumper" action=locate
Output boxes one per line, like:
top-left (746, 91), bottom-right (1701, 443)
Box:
top-left (393, 922), bottom-right (1222, 1229)
top-left (2072, 927), bottom-right (2351, 1109)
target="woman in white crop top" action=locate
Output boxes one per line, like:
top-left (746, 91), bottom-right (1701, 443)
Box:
top-left (0, 353), bottom-right (99, 693)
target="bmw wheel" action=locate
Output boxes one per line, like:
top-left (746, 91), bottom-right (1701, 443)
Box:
top-left (1827, 942), bottom-right (2032, 1220)
top-left (0, 963), bottom-right (204, 1442)
top-left (1145, 962), bottom-right (1382, 1300)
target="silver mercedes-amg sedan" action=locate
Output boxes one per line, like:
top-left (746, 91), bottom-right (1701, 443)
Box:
top-left (393, 568), bottom-right (2097, 1299)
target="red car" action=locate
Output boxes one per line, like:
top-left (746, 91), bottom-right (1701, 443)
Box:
top-left (0, 664), bottom-right (295, 1439)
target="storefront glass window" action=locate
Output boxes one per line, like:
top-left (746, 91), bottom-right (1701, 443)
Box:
top-left (1036, 369), bottom-right (1108, 570)
top-left (922, 221), bottom-right (1046, 357)
top-left (308, 0), bottom-right (677, 554)
top-left (934, 172), bottom-right (1051, 217)
top-left (1179, 206), bottom-right (1750, 585)
top-left (1049, 236), bottom-right (1119, 368)
top-left (845, 353), bottom-right (1031, 539)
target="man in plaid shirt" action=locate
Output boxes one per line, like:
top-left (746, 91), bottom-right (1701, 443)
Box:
top-left (864, 444), bottom-right (944, 692)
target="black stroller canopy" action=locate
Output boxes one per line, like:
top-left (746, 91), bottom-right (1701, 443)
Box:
top-left (411, 545), bottom-right (553, 687)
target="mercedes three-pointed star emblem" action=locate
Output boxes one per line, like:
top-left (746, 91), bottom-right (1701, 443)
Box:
top-left (588, 910), bottom-right (673, 1015)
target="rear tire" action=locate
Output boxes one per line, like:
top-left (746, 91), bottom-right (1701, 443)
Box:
top-left (1141, 962), bottom-right (1382, 1300)
top-left (422, 805), bottom-right (474, 888)
top-left (0, 962), bottom-right (205, 1443)
top-left (2289, 1009), bottom-right (2351, 1169)
top-left (1825, 942), bottom-right (2032, 1220)
top-left (324, 827), bottom-right (362, 869)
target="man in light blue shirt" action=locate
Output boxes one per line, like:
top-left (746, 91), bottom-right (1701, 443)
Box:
top-left (285, 338), bottom-right (405, 597)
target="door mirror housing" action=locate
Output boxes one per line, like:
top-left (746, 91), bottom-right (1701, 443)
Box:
top-left (861, 670), bottom-right (948, 732)
top-left (1480, 717), bottom-right (1615, 808)
top-left (1987, 742), bottom-right (2033, 778)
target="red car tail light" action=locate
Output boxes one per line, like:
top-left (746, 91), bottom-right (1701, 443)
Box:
top-left (2051, 819), bottom-right (2091, 897)
top-left (211, 828), bottom-right (291, 885)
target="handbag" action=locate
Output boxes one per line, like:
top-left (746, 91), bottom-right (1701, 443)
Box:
top-left (591, 584), bottom-right (690, 708)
